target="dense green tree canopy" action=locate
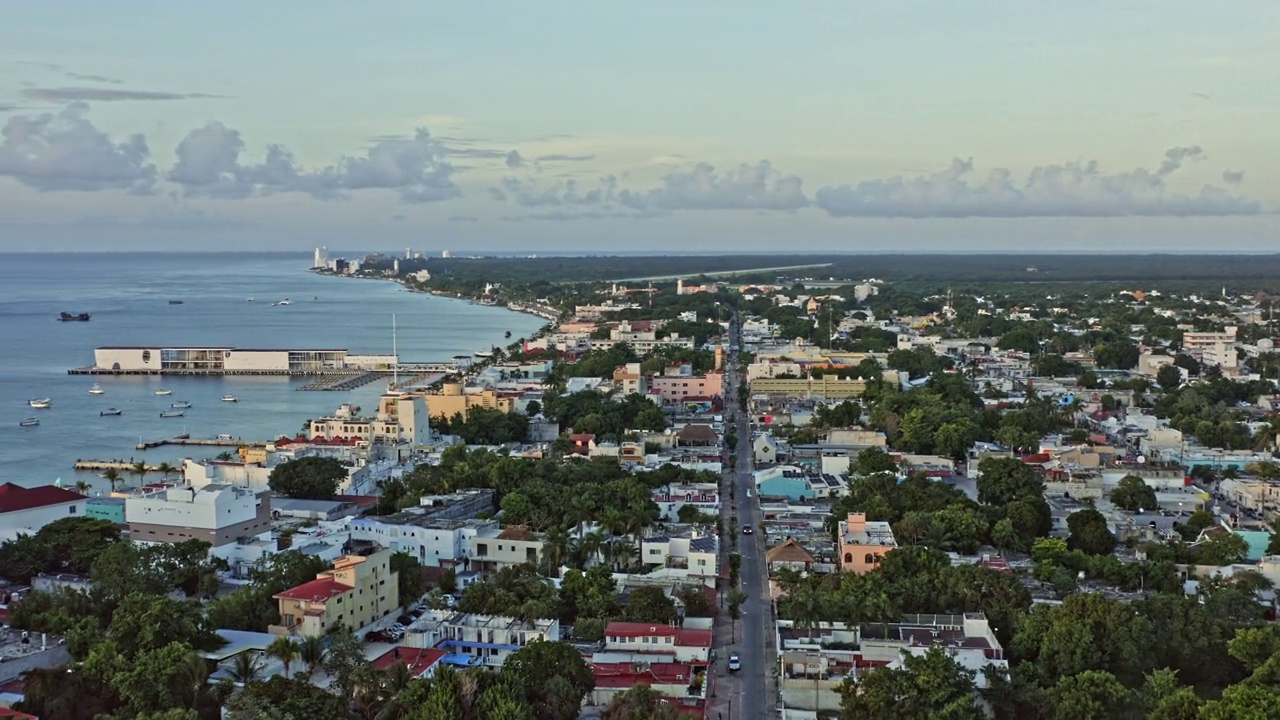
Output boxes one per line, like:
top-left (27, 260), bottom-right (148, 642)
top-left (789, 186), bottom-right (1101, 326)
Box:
top-left (268, 456), bottom-right (347, 499)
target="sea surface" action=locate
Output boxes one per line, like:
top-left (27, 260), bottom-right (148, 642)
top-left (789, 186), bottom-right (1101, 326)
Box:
top-left (0, 253), bottom-right (547, 488)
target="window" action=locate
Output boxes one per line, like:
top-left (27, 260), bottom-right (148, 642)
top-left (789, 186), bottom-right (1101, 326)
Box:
top-left (844, 552), bottom-right (852, 564)
top-left (864, 553), bottom-right (874, 565)
top-left (68, 506), bottom-right (77, 514)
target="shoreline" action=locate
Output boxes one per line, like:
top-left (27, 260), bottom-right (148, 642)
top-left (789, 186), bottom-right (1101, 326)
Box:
top-left (309, 267), bottom-right (561, 326)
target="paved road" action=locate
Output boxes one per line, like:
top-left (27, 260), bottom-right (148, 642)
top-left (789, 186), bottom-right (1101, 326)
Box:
top-left (716, 310), bottom-right (773, 720)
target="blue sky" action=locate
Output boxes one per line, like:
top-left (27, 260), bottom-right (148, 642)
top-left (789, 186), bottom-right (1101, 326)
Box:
top-left (2, 1), bottom-right (1278, 252)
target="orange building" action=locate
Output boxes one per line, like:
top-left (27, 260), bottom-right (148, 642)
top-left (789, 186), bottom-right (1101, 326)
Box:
top-left (836, 512), bottom-right (896, 573)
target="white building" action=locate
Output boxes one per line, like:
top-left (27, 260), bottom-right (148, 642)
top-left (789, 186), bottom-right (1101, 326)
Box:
top-left (601, 621), bottom-right (713, 663)
top-left (308, 392), bottom-right (432, 446)
top-left (0, 483), bottom-right (88, 542)
top-left (184, 448), bottom-right (382, 497)
top-left (125, 484), bottom-right (272, 560)
top-left (403, 611), bottom-right (560, 668)
top-left (640, 533), bottom-right (719, 580)
top-left (1181, 327), bottom-right (1239, 370)
top-left (469, 526), bottom-right (546, 573)
top-left (651, 483), bottom-right (721, 523)
top-left (91, 347), bottom-right (395, 373)
top-left (313, 247), bottom-right (327, 269)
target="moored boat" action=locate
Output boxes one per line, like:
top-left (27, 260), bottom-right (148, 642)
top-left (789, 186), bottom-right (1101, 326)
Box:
top-left (89, 383), bottom-right (104, 395)
top-left (159, 410), bottom-right (185, 418)
top-left (100, 408), bottom-right (122, 417)
top-left (155, 389), bottom-right (172, 396)
top-left (221, 395), bottom-right (238, 403)
top-left (19, 417), bottom-right (39, 427)
top-left (28, 398), bottom-right (51, 409)
top-left (171, 401), bottom-right (192, 409)
top-left (58, 312), bottom-right (91, 322)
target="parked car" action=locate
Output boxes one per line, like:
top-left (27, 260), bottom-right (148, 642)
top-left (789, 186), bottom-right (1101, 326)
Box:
top-left (728, 653), bottom-right (741, 672)
top-left (397, 614), bottom-right (413, 625)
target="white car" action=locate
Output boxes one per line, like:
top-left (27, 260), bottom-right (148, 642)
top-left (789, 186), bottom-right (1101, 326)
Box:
top-left (728, 653), bottom-right (741, 672)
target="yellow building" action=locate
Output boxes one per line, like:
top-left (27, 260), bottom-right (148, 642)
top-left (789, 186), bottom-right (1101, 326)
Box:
top-left (749, 377), bottom-right (867, 399)
top-left (270, 549), bottom-right (400, 637)
top-left (426, 382), bottom-right (515, 422)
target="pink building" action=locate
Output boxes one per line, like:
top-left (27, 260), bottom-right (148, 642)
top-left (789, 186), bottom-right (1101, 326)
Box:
top-left (649, 371), bottom-right (724, 406)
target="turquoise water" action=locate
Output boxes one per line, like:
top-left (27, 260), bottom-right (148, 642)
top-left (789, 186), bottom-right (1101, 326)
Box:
top-left (0, 253), bottom-right (547, 487)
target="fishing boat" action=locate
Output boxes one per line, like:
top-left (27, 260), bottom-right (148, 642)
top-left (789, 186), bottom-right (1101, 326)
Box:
top-left (171, 401), bottom-right (192, 409)
top-left (154, 389), bottom-right (172, 396)
top-left (221, 395), bottom-right (238, 403)
top-left (58, 312), bottom-right (91, 322)
top-left (28, 398), bottom-right (51, 409)
top-left (474, 350), bottom-right (494, 358)
top-left (88, 383), bottom-right (105, 395)
top-left (19, 417), bottom-right (39, 427)
top-left (168, 300), bottom-right (184, 305)
top-left (159, 410), bottom-right (185, 418)
top-left (100, 408), bottom-right (122, 417)
top-left (272, 299), bottom-right (293, 306)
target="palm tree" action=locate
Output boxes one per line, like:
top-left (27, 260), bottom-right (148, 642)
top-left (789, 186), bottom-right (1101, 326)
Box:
top-left (73, 479), bottom-right (92, 495)
top-left (215, 450), bottom-right (235, 461)
top-left (131, 460), bottom-right (149, 485)
top-left (300, 635), bottom-right (327, 678)
top-left (543, 526), bottom-right (572, 576)
top-left (228, 651), bottom-right (263, 686)
top-left (102, 467), bottom-right (123, 492)
top-left (792, 586), bottom-right (824, 641)
top-left (156, 461), bottom-right (178, 482)
top-left (178, 652), bottom-right (212, 708)
top-left (266, 636), bottom-right (299, 679)
top-left (575, 529), bottom-right (605, 567)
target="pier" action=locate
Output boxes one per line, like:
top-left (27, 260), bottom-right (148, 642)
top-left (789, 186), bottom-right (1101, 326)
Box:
top-left (135, 436), bottom-right (269, 451)
top-left (69, 363), bottom-right (459, 377)
top-left (73, 460), bottom-right (163, 472)
top-left (297, 371), bottom-right (383, 391)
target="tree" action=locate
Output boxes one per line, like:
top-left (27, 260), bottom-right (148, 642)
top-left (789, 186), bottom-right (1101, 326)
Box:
top-left (502, 640), bottom-right (596, 720)
top-left (227, 676), bottom-right (352, 720)
top-left (839, 646), bottom-right (983, 720)
top-left (976, 457), bottom-right (1043, 506)
top-left (1156, 364), bottom-right (1183, 392)
top-left (625, 586), bottom-right (676, 624)
top-left (1049, 670), bottom-right (1132, 720)
top-left (102, 466), bottom-right (124, 492)
top-left (392, 551), bottom-right (429, 605)
top-left (1196, 531), bottom-right (1249, 566)
top-left (1267, 531), bottom-right (1280, 557)
top-left (322, 629), bottom-right (368, 698)
top-left (854, 447), bottom-right (899, 476)
top-left (155, 461), bottom-right (179, 482)
top-left (300, 634), bottom-right (327, 678)
top-left (1110, 475), bottom-right (1157, 512)
top-left (266, 635), bottom-right (299, 678)
top-left (228, 651), bottom-right (264, 685)
top-left (132, 460), bottom-right (150, 484)
top-left (268, 456), bottom-right (347, 499)
top-left (727, 588), bottom-right (748, 643)
top-left (603, 684), bottom-right (690, 720)
top-left (1066, 509), bottom-right (1116, 556)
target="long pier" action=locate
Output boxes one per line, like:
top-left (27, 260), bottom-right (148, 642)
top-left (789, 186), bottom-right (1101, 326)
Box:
top-left (297, 371), bottom-right (382, 391)
top-left (135, 436), bottom-right (270, 451)
top-left (69, 363), bottom-right (459, 377)
top-left (73, 460), bottom-right (162, 472)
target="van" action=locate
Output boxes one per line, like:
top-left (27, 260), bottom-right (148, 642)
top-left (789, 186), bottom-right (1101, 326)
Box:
top-left (216, 434), bottom-right (233, 441)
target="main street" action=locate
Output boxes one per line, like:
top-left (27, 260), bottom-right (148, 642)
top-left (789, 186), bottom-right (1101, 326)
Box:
top-left (712, 310), bottom-right (774, 720)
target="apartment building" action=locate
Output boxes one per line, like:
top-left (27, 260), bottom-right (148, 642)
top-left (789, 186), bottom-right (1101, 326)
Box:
top-left (837, 512), bottom-right (896, 573)
top-left (649, 371), bottom-right (724, 406)
top-left (403, 611), bottom-right (560, 668)
top-left (425, 383), bottom-right (515, 422)
top-left (612, 363), bottom-right (649, 396)
top-left (468, 525), bottom-right (546, 573)
top-left (1181, 327), bottom-right (1239, 369)
top-left (308, 391), bottom-right (431, 446)
top-left (270, 549), bottom-right (400, 638)
top-left (125, 484), bottom-right (271, 556)
top-left (601, 621), bottom-right (713, 663)
top-left (651, 482), bottom-right (720, 522)
top-left (640, 533), bottom-right (719, 580)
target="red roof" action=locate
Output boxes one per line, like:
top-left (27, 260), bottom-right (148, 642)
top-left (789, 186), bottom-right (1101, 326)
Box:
top-left (371, 646), bottom-right (446, 677)
top-left (0, 709), bottom-right (37, 719)
top-left (0, 483), bottom-right (85, 514)
top-left (273, 577), bottom-right (353, 602)
top-left (1020, 453), bottom-right (1052, 465)
top-left (604, 621), bottom-right (713, 648)
top-left (674, 628), bottom-right (713, 648)
top-left (591, 660), bottom-right (702, 688)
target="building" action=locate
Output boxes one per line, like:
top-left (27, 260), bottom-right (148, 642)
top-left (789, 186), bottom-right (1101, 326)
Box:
top-left (1181, 327), bottom-right (1239, 369)
top-left (749, 377), bottom-right (867, 400)
top-left (308, 392), bottom-right (432, 446)
top-left (649, 371), bottom-right (724, 406)
top-left (426, 614), bottom-right (560, 668)
top-left (755, 467), bottom-right (847, 501)
top-left (426, 383), bottom-right (515, 422)
top-left (125, 484), bottom-right (272, 557)
top-left (601, 621), bottom-right (713, 663)
top-left (651, 482), bottom-right (720, 522)
top-left (0, 483), bottom-right (87, 541)
top-left (837, 512), bottom-right (896, 573)
top-left (270, 550), bottom-right (400, 637)
top-left (589, 661), bottom-right (708, 715)
top-left (468, 526), bottom-right (545, 573)
top-left (766, 539), bottom-right (816, 573)
top-left (370, 646), bottom-right (446, 679)
top-left (612, 363), bottom-right (649, 396)
top-left (640, 534), bottom-right (719, 579)
top-left (90, 347), bottom-right (396, 373)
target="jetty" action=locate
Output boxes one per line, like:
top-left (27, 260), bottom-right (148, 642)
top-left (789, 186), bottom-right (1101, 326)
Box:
top-left (135, 436), bottom-right (269, 451)
top-left (297, 371), bottom-right (383, 391)
top-left (73, 460), bottom-right (162, 472)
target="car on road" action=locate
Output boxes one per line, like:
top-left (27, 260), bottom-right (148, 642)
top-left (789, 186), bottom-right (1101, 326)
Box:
top-left (742, 525), bottom-right (753, 534)
top-left (728, 653), bottom-right (741, 672)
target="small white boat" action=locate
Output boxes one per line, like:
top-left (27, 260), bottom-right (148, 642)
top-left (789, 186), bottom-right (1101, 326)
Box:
top-left (28, 398), bottom-right (51, 409)
top-left (100, 408), bottom-right (122, 417)
top-left (154, 389), bottom-right (172, 396)
top-left (171, 401), bottom-right (192, 409)
top-left (246, 297), bottom-right (254, 302)
top-left (88, 383), bottom-right (104, 395)
top-left (159, 410), bottom-right (185, 418)
top-left (275, 299), bottom-right (292, 306)
top-left (221, 395), bottom-right (238, 403)
top-left (19, 417), bottom-right (39, 427)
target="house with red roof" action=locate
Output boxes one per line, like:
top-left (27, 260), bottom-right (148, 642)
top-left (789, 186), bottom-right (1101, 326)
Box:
top-left (370, 646), bottom-right (447, 679)
top-left (0, 482), bottom-right (87, 541)
top-left (270, 549), bottom-right (399, 638)
top-left (589, 660), bottom-right (708, 717)
top-left (601, 621), bottom-right (713, 663)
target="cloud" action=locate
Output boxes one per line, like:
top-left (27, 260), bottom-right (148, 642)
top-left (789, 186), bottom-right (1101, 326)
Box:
top-left (65, 72), bottom-right (124, 85)
top-left (22, 87), bottom-right (224, 102)
top-left (0, 102), bottom-right (155, 193)
top-left (448, 214), bottom-right (479, 222)
top-left (814, 149), bottom-right (1259, 218)
top-left (488, 187), bottom-right (508, 201)
top-left (505, 150), bottom-right (524, 169)
top-left (535, 153), bottom-right (595, 162)
top-left (0, 104), bottom-right (22, 113)
top-left (1156, 146), bottom-right (1203, 176)
top-left (496, 175), bottom-right (619, 208)
top-left (618, 161), bottom-right (808, 213)
top-left (1222, 169), bottom-right (1244, 186)
top-left (390, 214), bottom-right (407, 222)
top-left (168, 123), bottom-right (460, 203)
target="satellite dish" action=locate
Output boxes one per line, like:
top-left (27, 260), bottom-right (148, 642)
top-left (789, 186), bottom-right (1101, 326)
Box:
top-left (1137, 455), bottom-right (1147, 464)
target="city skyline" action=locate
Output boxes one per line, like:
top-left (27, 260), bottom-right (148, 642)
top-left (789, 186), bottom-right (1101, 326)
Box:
top-left (2, 1), bottom-right (1278, 252)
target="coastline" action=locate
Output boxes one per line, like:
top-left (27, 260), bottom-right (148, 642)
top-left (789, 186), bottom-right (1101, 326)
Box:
top-left (309, 267), bottom-right (562, 326)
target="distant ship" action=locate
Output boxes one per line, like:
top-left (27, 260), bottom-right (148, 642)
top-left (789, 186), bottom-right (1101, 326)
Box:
top-left (58, 312), bottom-right (91, 322)
top-left (88, 383), bottom-right (105, 395)
top-left (19, 417), bottom-right (39, 427)
top-left (154, 389), bottom-right (172, 396)
top-left (100, 408), bottom-right (122, 417)
top-left (28, 398), bottom-right (51, 409)
top-left (168, 300), bottom-right (184, 305)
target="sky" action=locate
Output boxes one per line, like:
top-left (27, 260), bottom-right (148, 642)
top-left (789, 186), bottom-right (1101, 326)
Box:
top-left (2, 1), bottom-right (1279, 253)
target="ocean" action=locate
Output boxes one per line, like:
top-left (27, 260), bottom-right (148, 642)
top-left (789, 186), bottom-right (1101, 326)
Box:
top-left (0, 253), bottom-right (548, 488)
